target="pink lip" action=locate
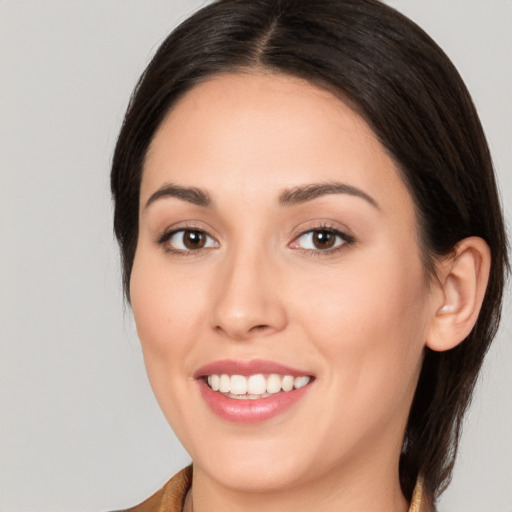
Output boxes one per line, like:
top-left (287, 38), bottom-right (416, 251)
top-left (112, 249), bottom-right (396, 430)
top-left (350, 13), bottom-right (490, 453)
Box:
top-left (193, 359), bottom-right (313, 378)
top-left (194, 359), bottom-right (314, 424)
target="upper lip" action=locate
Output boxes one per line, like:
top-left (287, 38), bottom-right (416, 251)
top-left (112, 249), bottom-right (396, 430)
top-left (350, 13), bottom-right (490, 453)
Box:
top-left (193, 359), bottom-right (314, 379)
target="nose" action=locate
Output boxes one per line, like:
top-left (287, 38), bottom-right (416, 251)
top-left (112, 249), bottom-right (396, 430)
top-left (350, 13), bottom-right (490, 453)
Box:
top-left (210, 246), bottom-right (288, 341)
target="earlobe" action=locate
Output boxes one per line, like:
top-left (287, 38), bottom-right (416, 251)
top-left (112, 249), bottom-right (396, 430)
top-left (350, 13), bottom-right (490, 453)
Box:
top-left (426, 237), bottom-right (491, 352)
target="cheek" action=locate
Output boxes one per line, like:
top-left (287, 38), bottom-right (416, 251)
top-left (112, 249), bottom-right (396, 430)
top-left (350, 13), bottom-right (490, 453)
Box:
top-left (293, 247), bottom-right (429, 409)
top-left (129, 249), bottom-right (213, 429)
top-left (130, 250), bottom-right (204, 371)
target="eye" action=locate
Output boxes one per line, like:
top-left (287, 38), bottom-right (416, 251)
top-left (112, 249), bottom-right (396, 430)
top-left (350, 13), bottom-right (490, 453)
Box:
top-left (291, 228), bottom-right (352, 252)
top-left (163, 229), bottom-right (218, 252)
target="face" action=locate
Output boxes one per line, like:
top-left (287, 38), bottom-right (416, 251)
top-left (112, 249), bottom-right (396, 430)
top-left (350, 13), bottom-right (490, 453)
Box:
top-left (131, 73), bottom-right (437, 492)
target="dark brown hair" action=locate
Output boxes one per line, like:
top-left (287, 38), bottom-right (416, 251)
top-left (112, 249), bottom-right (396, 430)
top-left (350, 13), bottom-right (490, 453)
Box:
top-left (111, 0), bottom-right (509, 503)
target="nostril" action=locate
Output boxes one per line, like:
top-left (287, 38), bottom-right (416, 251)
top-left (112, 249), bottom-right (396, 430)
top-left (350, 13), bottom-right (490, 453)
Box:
top-left (250, 324), bottom-right (271, 332)
top-left (213, 322), bottom-right (274, 340)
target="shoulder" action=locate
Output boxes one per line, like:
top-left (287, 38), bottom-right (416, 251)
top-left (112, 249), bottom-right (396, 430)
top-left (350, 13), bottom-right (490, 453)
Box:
top-left (110, 465), bottom-right (192, 512)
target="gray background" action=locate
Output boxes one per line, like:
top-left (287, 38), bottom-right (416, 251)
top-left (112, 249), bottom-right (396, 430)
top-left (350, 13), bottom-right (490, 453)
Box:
top-left (0, 1), bottom-right (510, 511)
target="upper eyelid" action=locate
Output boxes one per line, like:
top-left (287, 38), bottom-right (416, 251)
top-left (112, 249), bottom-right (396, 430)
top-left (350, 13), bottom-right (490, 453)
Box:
top-left (289, 221), bottom-right (353, 240)
top-left (291, 227), bottom-right (353, 246)
top-left (157, 223), bottom-right (218, 244)
top-left (161, 228), bottom-right (216, 243)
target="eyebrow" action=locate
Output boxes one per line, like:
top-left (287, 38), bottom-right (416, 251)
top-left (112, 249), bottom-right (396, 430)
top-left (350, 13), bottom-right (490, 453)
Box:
top-left (279, 182), bottom-right (379, 209)
top-left (145, 183), bottom-right (213, 209)
top-left (145, 181), bottom-right (379, 210)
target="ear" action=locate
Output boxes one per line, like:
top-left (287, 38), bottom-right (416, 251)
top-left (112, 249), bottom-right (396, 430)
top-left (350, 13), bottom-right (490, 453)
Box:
top-left (426, 237), bottom-right (491, 352)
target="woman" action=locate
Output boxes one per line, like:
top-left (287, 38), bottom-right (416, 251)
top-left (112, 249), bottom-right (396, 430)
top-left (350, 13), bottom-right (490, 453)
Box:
top-left (110, 0), bottom-right (508, 510)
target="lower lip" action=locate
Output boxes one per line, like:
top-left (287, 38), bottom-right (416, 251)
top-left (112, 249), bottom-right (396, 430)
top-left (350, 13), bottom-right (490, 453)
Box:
top-left (198, 379), bottom-right (312, 424)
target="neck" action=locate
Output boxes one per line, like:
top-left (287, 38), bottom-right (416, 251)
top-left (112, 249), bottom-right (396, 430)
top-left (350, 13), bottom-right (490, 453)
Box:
top-left (185, 459), bottom-right (409, 512)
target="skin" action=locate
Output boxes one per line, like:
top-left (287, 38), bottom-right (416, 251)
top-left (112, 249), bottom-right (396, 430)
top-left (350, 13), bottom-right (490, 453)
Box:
top-left (130, 72), bottom-right (445, 512)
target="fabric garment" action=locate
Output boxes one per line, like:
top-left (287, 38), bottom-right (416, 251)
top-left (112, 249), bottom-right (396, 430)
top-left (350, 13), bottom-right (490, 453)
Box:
top-left (114, 466), bottom-right (192, 512)
top-left (116, 465), bottom-right (433, 512)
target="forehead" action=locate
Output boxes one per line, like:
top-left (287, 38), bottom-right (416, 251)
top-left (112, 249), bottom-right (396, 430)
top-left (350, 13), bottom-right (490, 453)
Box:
top-left (142, 72), bottom-right (412, 216)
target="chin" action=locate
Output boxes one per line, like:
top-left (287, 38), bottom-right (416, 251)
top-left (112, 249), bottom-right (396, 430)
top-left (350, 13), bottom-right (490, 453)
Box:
top-left (189, 435), bottom-right (315, 493)
top-left (207, 459), bottom-right (308, 493)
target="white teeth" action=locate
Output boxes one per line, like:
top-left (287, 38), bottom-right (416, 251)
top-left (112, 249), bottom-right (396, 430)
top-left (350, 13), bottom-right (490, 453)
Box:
top-left (210, 374), bottom-right (220, 391)
top-left (294, 376), bottom-right (310, 389)
top-left (230, 375), bottom-right (247, 395)
top-left (247, 374), bottom-right (267, 395)
top-left (206, 373), bottom-right (311, 396)
top-left (282, 375), bottom-right (294, 392)
top-left (266, 374), bottom-right (282, 394)
top-left (219, 374), bottom-right (231, 393)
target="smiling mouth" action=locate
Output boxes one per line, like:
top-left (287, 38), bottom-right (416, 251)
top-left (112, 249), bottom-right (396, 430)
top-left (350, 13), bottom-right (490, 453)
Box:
top-left (205, 373), bottom-right (312, 400)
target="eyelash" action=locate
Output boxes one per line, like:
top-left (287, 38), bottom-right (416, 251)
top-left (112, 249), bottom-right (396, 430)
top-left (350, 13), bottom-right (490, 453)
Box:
top-left (157, 224), bottom-right (354, 256)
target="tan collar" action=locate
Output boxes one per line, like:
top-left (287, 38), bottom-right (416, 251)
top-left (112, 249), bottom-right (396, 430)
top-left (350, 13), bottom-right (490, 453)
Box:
top-left (409, 475), bottom-right (434, 512)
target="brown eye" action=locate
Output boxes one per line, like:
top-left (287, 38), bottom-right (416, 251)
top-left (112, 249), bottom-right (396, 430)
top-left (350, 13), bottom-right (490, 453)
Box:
top-left (165, 229), bottom-right (218, 252)
top-left (183, 230), bottom-right (206, 249)
top-left (312, 230), bottom-right (336, 249)
top-left (292, 228), bottom-right (351, 252)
